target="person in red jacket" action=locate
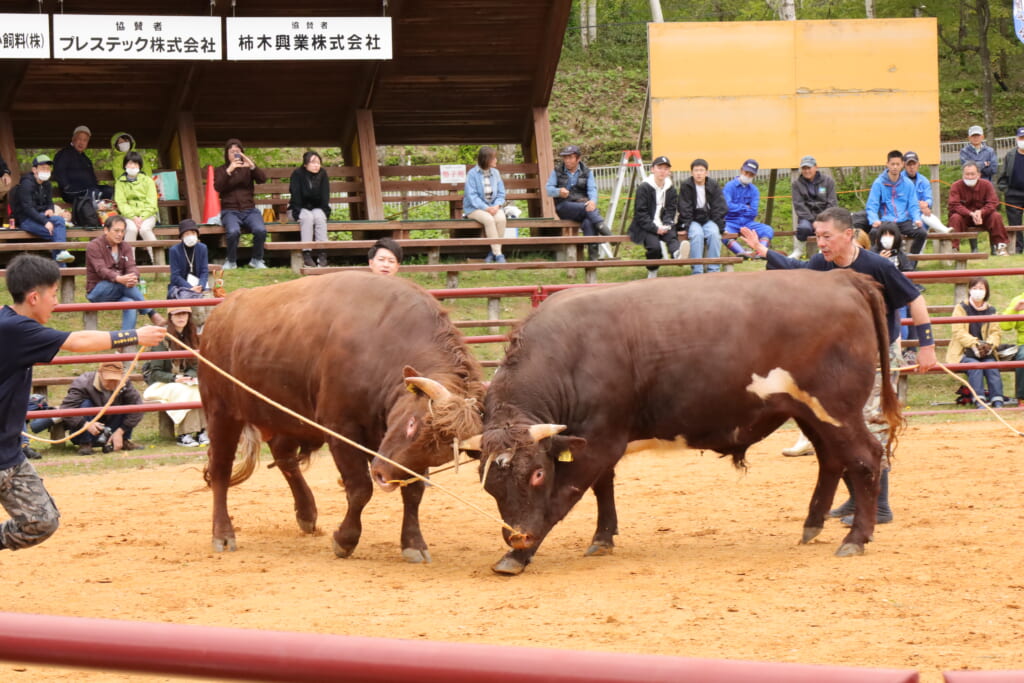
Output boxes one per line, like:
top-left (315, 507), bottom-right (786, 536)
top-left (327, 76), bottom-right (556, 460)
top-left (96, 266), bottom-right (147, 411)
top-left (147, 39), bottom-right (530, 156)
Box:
top-left (948, 162), bottom-right (1010, 256)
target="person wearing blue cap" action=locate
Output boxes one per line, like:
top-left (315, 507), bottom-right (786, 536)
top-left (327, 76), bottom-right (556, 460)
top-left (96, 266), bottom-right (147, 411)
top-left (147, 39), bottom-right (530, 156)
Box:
top-left (722, 159), bottom-right (774, 257)
top-left (997, 127), bottom-right (1024, 254)
top-left (901, 151), bottom-right (951, 237)
top-left (865, 150), bottom-right (927, 255)
top-left (545, 145), bottom-right (609, 259)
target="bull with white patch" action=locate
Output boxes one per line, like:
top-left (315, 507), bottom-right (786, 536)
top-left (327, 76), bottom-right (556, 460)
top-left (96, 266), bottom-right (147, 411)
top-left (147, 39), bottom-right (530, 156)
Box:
top-left (462, 270), bottom-right (900, 575)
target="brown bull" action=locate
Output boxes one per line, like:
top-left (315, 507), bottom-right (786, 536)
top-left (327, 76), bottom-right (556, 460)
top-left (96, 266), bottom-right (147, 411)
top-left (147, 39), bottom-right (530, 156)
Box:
top-left (462, 270), bottom-right (900, 575)
top-left (199, 272), bottom-right (484, 562)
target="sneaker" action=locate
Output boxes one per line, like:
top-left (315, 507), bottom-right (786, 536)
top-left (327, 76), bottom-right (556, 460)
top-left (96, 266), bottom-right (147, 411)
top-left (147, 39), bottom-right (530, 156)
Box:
top-left (646, 270), bottom-right (658, 279)
top-left (122, 439), bottom-right (143, 451)
top-left (248, 259), bottom-right (267, 269)
top-left (484, 252), bottom-right (495, 264)
top-left (177, 433), bottom-right (201, 448)
top-left (22, 444), bottom-right (42, 460)
top-left (902, 349), bottom-right (917, 366)
top-left (782, 436), bottom-right (814, 457)
top-left (494, 254), bottom-right (507, 264)
top-left (77, 445), bottom-right (94, 456)
top-left (197, 430), bottom-right (210, 446)
top-left (997, 243), bottom-right (1009, 256)
top-left (675, 240), bottom-right (691, 260)
top-left (992, 399), bottom-right (1004, 408)
top-left (55, 250), bottom-right (74, 263)
top-left (222, 260), bottom-right (237, 270)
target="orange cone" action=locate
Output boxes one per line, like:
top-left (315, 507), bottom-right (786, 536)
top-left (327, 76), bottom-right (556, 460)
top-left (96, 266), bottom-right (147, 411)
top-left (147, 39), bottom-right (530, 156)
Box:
top-left (202, 164), bottom-right (221, 223)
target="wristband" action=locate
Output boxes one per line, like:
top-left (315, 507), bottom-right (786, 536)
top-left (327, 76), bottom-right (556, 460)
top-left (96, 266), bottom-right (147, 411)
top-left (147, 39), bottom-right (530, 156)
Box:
top-left (914, 323), bottom-right (934, 347)
top-left (110, 329), bottom-right (139, 349)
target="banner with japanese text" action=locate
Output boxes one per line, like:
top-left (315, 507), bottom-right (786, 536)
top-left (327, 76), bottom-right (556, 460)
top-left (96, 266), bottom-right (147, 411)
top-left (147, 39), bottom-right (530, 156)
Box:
top-left (52, 14), bottom-right (220, 60)
top-left (0, 14), bottom-right (50, 59)
top-left (226, 17), bottom-right (392, 60)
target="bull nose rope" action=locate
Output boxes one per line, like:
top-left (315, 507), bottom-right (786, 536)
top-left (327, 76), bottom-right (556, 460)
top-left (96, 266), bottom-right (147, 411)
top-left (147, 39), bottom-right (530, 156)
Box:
top-left (164, 336), bottom-right (517, 534)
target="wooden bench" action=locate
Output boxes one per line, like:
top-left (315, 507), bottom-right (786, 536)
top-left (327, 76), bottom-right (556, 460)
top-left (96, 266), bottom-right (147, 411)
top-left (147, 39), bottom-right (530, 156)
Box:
top-left (0, 264), bottom-right (170, 303)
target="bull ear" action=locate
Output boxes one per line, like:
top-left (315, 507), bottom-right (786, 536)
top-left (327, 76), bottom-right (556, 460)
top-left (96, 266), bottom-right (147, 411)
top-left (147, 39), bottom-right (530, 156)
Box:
top-left (547, 435), bottom-right (587, 463)
top-left (460, 434), bottom-right (483, 452)
top-left (402, 366), bottom-right (419, 379)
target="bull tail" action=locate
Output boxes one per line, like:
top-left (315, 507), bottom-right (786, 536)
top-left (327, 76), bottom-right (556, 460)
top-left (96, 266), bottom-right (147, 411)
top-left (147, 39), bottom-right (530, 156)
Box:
top-left (202, 424), bottom-right (263, 488)
top-left (857, 276), bottom-right (904, 461)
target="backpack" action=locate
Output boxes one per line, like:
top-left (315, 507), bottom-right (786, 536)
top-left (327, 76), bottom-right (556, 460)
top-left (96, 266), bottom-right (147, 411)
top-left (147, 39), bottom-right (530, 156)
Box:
top-left (72, 193), bottom-right (101, 228)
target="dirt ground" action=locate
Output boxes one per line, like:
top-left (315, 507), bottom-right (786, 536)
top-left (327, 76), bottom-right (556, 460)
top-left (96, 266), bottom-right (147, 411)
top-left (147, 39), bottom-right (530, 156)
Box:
top-left (5, 421), bottom-right (1024, 682)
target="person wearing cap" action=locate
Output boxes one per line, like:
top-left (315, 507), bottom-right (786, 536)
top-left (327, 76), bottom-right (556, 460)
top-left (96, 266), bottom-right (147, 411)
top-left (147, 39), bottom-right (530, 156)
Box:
top-left (214, 138), bottom-right (268, 270)
top-left (110, 131), bottom-right (148, 178)
top-left (997, 126), bottom-right (1024, 254)
top-left (10, 154), bottom-right (74, 264)
top-left (788, 155), bottom-right (838, 259)
top-left (901, 151), bottom-right (951, 237)
top-left (85, 214), bottom-right (168, 330)
top-left (723, 159), bottom-right (774, 257)
top-left (368, 237), bottom-right (402, 276)
top-left (960, 125), bottom-right (998, 184)
top-left (545, 145), bottom-right (609, 259)
top-left (949, 161), bottom-right (1010, 256)
top-left (59, 361), bottom-right (145, 455)
top-left (865, 150), bottom-right (927, 255)
top-left (676, 158), bottom-right (727, 274)
top-left (143, 306), bottom-right (207, 448)
top-left (168, 218), bottom-right (210, 300)
top-left (114, 150), bottom-right (159, 264)
top-left (628, 156), bottom-right (682, 278)
top-left (52, 124), bottom-right (113, 202)
top-left (2, 254), bottom-right (164, 550)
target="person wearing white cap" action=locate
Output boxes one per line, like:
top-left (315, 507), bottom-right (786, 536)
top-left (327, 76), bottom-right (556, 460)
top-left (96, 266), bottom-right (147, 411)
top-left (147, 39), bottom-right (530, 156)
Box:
top-left (52, 124), bottom-right (113, 203)
top-left (901, 151), bottom-right (951, 236)
top-left (997, 126), bottom-right (1024, 254)
top-left (789, 155), bottom-right (837, 259)
top-left (628, 156), bottom-right (683, 278)
top-left (960, 125), bottom-right (998, 184)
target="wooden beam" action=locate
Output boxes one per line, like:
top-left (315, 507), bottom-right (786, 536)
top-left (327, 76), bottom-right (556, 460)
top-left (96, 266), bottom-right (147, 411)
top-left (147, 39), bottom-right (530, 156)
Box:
top-left (0, 61), bottom-right (29, 112)
top-left (526, 107), bottom-right (556, 219)
top-left (0, 113), bottom-right (20, 186)
top-left (355, 109), bottom-right (384, 221)
top-left (530, 1), bottom-right (572, 106)
top-left (158, 64), bottom-right (201, 156)
top-left (176, 112), bottom-right (204, 222)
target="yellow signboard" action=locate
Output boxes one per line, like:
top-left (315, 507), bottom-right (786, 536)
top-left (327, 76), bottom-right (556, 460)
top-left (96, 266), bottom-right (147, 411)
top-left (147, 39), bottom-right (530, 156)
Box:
top-left (649, 18), bottom-right (939, 170)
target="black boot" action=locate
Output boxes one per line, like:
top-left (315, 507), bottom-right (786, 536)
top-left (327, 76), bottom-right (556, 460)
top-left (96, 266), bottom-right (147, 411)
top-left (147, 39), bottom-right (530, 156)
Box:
top-left (316, 251), bottom-right (328, 268)
top-left (587, 244), bottom-right (599, 261)
top-left (302, 251), bottom-right (315, 268)
top-left (829, 473), bottom-right (856, 518)
top-left (839, 469), bottom-right (893, 525)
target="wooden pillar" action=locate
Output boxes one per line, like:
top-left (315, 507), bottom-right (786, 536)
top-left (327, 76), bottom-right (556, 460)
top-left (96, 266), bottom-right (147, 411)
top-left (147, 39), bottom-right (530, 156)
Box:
top-left (175, 113), bottom-right (204, 223)
top-left (355, 109), bottom-right (384, 221)
top-left (0, 113), bottom-right (19, 186)
top-left (525, 107), bottom-right (556, 220)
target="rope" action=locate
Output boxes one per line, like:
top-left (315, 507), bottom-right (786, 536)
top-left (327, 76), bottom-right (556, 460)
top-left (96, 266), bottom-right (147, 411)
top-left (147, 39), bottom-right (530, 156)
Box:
top-left (932, 361), bottom-right (1024, 436)
top-left (23, 345), bottom-right (150, 445)
top-left (162, 335), bottom-right (516, 534)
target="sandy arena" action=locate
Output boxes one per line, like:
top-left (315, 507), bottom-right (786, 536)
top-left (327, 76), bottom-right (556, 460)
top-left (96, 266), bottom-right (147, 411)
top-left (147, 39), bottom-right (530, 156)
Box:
top-left (5, 420), bottom-right (1023, 682)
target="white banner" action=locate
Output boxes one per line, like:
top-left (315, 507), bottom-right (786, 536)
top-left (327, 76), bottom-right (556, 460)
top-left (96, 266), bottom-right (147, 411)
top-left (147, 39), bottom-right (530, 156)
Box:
top-left (52, 15), bottom-right (220, 60)
top-left (226, 17), bottom-right (392, 60)
top-left (0, 14), bottom-right (50, 59)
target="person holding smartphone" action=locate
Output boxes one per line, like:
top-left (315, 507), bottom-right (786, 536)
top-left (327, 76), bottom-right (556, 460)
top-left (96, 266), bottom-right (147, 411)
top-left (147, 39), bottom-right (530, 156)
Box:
top-left (213, 138), bottom-right (268, 270)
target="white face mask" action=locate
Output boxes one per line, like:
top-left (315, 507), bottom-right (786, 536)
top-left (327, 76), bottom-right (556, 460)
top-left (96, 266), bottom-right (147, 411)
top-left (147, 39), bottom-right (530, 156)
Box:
top-left (969, 288), bottom-right (986, 303)
top-left (1017, 139), bottom-right (1024, 150)
top-left (963, 178), bottom-right (978, 187)
top-left (118, 141), bottom-right (131, 152)
top-left (125, 167), bottom-right (140, 178)
top-left (880, 235), bottom-right (894, 249)
top-left (738, 175), bottom-right (753, 185)
top-left (37, 171), bottom-right (51, 182)
top-left (182, 234), bottom-right (199, 248)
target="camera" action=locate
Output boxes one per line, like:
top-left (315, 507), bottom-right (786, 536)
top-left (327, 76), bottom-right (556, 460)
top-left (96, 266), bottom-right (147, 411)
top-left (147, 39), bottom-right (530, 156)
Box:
top-left (94, 426), bottom-right (115, 453)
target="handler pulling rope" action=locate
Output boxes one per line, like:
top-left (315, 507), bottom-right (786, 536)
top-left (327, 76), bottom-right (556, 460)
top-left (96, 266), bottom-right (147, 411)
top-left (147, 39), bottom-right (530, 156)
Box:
top-left (162, 335), bottom-right (516, 535)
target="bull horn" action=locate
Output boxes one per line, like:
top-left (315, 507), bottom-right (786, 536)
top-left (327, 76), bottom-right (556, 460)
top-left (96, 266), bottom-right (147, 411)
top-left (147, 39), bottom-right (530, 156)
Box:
top-left (528, 424), bottom-right (567, 443)
top-left (460, 434), bottom-right (483, 451)
top-left (405, 376), bottom-right (452, 403)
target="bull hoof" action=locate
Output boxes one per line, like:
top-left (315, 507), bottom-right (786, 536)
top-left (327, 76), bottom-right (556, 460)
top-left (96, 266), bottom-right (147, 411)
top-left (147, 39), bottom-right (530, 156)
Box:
top-left (296, 517), bottom-right (317, 534)
top-left (800, 526), bottom-right (823, 544)
top-left (402, 548), bottom-right (432, 564)
top-left (212, 537), bottom-right (237, 552)
top-left (492, 555), bottom-right (527, 575)
top-left (585, 541), bottom-right (614, 556)
top-left (835, 542), bottom-right (865, 557)
top-left (332, 538), bottom-right (355, 558)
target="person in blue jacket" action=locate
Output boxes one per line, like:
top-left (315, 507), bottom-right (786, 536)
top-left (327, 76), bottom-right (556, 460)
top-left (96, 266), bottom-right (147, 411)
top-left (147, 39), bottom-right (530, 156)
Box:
top-left (167, 219), bottom-right (209, 300)
top-left (463, 146), bottom-right (507, 263)
top-left (723, 159), bottom-right (773, 257)
top-left (866, 150), bottom-right (927, 255)
top-left (901, 151), bottom-right (951, 237)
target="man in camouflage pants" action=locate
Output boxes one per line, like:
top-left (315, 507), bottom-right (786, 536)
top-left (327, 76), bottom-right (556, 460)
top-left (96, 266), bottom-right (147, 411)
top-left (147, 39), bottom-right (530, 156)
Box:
top-left (1, 254), bottom-right (165, 551)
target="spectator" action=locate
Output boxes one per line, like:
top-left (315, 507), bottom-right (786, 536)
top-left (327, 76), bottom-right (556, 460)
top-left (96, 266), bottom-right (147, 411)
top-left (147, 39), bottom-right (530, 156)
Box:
top-left (1, 254), bottom-right (165, 551)
top-left (676, 158), bottom-right (726, 274)
top-left (52, 125), bottom-right (113, 202)
top-left (996, 126), bottom-right (1024, 255)
top-left (628, 156), bottom-right (681, 279)
top-left (168, 219), bottom-right (209, 300)
top-left (723, 159), bottom-right (773, 257)
top-left (948, 276), bottom-right (1004, 409)
top-left (61, 361), bottom-right (145, 455)
top-left (143, 307), bottom-right (207, 448)
top-left (85, 215), bottom-right (167, 330)
top-left (960, 125), bottom-right (998, 183)
top-left (998, 290), bottom-right (1024, 407)
top-left (545, 145), bottom-right (609, 256)
top-left (789, 155), bottom-right (837, 259)
top-left (214, 138), bottom-right (267, 270)
top-left (0, 152), bottom-right (11, 205)
top-left (901, 151), bottom-right (951, 235)
top-left (368, 237), bottom-right (402, 276)
top-left (110, 131), bottom-right (147, 177)
top-left (114, 151), bottom-right (159, 265)
top-left (866, 150), bottom-right (926, 255)
top-left (949, 162), bottom-right (1009, 256)
top-left (288, 150), bottom-right (331, 268)
top-left (10, 155), bottom-right (74, 264)
top-left (464, 146), bottom-right (508, 263)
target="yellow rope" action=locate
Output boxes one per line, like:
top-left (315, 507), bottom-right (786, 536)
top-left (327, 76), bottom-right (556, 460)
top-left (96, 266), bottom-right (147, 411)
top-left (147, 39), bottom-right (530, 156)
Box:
top-left (23, 345), bottom-right (150, 445)
top-left (934, 361), bottom-right (1024, 437)
top-left (163, 335), bottom-right (516, 533)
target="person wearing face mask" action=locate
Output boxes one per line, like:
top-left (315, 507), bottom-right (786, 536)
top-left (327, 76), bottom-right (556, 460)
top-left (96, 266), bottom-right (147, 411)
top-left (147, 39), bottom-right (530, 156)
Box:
top-left (167, 219), bottom-right (210, 321)
top-left (109, 132), bottom-right (147, 177)
top-left (997, 126), bottom-right (1024, 254)
top-left (11, 155), bottom-right (74, 264)
top-left (723, 159), bottom-right (773, 258)
top-left (113, 151), bottom-right (159, 264)
top-left (948, 276), bottom-right (1004, 409)
top-left (949, 162), bottom-right (1009, 256)
top-left (960, 125), bottom-right (997, 183)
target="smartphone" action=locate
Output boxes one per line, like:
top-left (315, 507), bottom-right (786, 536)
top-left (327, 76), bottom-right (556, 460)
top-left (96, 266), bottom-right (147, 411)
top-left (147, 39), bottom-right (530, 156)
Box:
top-left (234, 153), bottom-right (242, 161)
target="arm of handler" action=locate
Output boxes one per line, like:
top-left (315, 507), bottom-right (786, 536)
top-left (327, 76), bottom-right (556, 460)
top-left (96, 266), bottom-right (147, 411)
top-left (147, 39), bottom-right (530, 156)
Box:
top-left (908, 296), bottom-right (936, 373)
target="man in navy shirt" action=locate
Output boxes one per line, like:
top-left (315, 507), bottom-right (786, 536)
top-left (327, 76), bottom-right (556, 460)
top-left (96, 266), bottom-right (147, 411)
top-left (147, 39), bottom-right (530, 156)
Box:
top-left (1, 254), bottom-right (165, 552)
top-left (740, 206), bottom-right (936, 527)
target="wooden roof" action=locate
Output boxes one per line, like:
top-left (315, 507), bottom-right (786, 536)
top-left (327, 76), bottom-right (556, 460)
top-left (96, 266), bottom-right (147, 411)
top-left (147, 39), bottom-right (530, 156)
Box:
top-left (0, 0), bottom-right (570, 149)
